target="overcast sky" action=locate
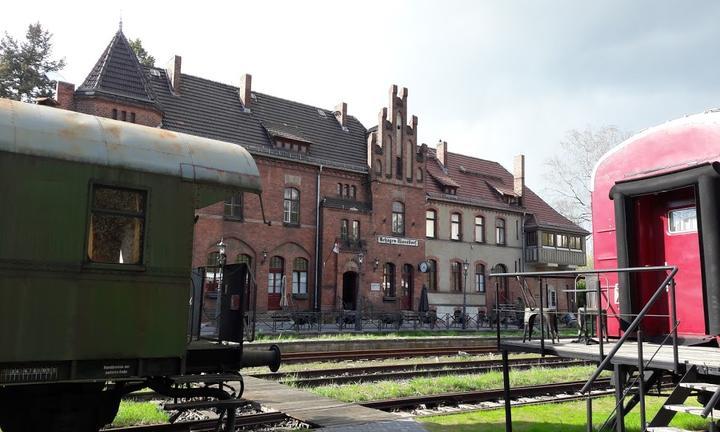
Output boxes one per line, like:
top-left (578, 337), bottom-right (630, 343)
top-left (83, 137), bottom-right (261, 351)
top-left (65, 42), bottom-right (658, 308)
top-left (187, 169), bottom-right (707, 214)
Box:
top-left (3, 1), bottom-right (720, 195)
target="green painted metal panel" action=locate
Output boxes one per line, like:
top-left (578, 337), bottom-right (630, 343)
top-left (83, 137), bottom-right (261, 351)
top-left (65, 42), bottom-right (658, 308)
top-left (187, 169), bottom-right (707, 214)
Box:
top-left (0, 152), bottom-right (197, 362)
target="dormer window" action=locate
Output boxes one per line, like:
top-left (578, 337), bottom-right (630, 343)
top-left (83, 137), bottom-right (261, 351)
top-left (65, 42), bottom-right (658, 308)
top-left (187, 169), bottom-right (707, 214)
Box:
top-left (273, 139), bottom-right (310, 153)
top-left (444, 186), bottom-right (457, 195)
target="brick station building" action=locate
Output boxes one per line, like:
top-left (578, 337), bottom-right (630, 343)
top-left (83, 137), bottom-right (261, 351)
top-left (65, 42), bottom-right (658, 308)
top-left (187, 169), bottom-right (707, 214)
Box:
top-left (50, 28), bottom-right (588, 316)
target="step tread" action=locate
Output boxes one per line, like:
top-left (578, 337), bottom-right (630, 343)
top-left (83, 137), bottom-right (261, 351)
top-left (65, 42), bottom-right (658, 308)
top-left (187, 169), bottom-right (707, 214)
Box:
top-left (646, 427), bottom-right (692, 432)
top-left (679, 382), bottom-right (720, 393)
top-left (663, 404), bottom-right (720, 417)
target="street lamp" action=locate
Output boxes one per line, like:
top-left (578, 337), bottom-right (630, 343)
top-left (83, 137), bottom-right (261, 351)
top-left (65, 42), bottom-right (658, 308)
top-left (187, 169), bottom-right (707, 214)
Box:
top-left (462, 259), bottom-right (469, 330)
top-left (215, 238), bottom-right (227, 329)
top-left (355, 253), bottom-right (364, 331)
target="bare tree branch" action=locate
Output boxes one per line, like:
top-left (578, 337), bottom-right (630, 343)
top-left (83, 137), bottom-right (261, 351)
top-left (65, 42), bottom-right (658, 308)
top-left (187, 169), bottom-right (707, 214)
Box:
top-left (542, 126), bottom-right (631, 230)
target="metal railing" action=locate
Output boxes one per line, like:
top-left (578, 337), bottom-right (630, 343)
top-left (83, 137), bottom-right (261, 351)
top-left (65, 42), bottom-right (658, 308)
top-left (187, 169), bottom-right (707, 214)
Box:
top-left (490, 265), bottom-right (679, 432)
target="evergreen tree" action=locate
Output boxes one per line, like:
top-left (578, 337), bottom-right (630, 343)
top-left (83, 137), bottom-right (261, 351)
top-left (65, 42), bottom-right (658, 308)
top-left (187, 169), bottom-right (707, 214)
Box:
top-left (0, 23), bottom-right (66, 101)
top-left (128, 38), bottom-right (155, 67)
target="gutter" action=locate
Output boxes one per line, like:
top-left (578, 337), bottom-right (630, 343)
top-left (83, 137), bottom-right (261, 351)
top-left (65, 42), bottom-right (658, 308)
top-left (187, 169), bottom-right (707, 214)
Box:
top-left (313, 165), bottom-right (323, 311)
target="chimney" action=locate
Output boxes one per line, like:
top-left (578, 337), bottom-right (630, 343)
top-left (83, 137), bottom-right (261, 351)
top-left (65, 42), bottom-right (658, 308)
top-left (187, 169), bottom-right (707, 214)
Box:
top-left (166, 55), bottom-right (182, 94)
top-left (335, 102), bottom-right (347, 127)
top-left (55, 81), bottom-right (75, 110)
top-left (514, 154), bottom-right (525, 198)
top-left (436, 140), bottom-right (448, 167)
top-left (240, 73), bottom-right (252, 110)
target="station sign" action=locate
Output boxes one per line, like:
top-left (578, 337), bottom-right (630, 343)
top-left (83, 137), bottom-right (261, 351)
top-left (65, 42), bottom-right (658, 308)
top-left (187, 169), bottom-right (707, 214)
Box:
top-left (377, 235), bottom-right (419, 247)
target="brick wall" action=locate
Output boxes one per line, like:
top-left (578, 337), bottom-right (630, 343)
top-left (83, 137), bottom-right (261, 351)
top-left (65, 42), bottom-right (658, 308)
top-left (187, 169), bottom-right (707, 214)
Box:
top-left (74, 97), bottom-right (162, 127)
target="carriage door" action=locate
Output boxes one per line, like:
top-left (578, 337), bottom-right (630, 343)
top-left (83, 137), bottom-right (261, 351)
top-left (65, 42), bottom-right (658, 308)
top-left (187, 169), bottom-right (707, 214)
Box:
top-left (631, 187), bottom-right (703, 336)
top-left (267, 256), bottom-right (283, 311)
top-left (401, 264), bottom-right (414, 310)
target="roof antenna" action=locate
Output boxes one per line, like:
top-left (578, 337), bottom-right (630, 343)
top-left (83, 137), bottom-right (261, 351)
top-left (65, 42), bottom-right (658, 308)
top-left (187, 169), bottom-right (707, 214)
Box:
top-left (119, 11), bottom-right (123, 32)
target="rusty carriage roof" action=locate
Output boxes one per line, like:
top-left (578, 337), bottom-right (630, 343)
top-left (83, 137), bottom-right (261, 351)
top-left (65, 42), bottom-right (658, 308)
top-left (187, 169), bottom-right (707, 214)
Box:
top-left (0, 98), bottom-right (261, 193)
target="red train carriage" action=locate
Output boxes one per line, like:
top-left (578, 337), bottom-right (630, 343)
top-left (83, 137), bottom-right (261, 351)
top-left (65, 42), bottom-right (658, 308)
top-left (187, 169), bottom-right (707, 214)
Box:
top-left (592, 110), bottom-right (720, 344)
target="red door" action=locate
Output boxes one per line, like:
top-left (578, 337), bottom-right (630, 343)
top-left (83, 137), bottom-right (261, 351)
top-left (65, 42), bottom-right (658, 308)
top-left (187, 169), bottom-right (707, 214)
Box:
top-left (267, 257), bottom-right (284, 311)
top-left (631, 187), bottom-right (704, 336)
top-left (401, 264), bottom-right (413, 310)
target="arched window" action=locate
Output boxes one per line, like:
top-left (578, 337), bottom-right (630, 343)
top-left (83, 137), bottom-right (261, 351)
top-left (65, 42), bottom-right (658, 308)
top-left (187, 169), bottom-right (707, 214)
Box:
top-left (343, 184), bottom-right (350, 197)
top-left (496, 218), bottom-right (506, 245)
top-left (392, 201), bottom-right (405, 235)
top-left (475, 263), bottom-right (486, 293)
top-left (292, 258), bottom-right (308, 294)
top-left (206, 251), bottom-right (220, 268)
top-left (340, 219), bottom-right (349, 240)
top-left (283, 188), bottom-right (300, 225)
top-left (451, 261), bottom-right (462, 291)
top-left (337, 183), bottom-right (342, 196)
top-left (427, 259), bottom-right (437, 291)
top-left (426, 209), bottom-right (437, 239)
top-left (474, 216), bottom-right (485, 243)
top-left (351, 220), bottom-right (360, 241)
top-left (236, 254), bottom-right (252, 267)
top-left (351, 185), bottom-right (357, 199)
top-left (268, 256), bottom-right (284, 294)
top-left (450, 213), bottom-right (462, 241)
top-left (383, 263), bottom-right (396, 297)
top-left (224, 193), bottom-right (243, 220)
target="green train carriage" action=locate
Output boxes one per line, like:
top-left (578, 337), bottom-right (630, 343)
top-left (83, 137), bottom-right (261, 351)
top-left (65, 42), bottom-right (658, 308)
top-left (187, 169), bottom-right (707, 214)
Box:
top-left (0, 99), bottom-right (279, 431)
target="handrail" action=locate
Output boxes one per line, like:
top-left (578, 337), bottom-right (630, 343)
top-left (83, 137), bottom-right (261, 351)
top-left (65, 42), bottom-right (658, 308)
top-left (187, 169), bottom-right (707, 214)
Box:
top-left (579, 266), bottom-right (678, 394)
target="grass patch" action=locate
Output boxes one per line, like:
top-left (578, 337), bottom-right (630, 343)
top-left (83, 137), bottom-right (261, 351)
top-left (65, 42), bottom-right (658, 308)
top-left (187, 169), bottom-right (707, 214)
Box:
top-left (420, 396), bottom-right (708, 431)
top-left (110, 401), bottom-right (168, 427)
top-left (244, 353), bottom-right (540, 375)
top-left (307, 365), bottom-right (605, 402)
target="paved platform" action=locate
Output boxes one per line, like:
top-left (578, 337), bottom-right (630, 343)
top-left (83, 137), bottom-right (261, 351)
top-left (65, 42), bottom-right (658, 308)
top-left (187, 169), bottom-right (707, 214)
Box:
top-left (501, 338), bottom-right (720, 374)
top-left (242, 376), bottom-right (428, 431)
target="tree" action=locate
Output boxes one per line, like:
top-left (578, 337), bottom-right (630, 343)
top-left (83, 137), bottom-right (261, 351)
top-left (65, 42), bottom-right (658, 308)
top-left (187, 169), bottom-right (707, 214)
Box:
top-left (128, 38), bottom-right (155, 67)
top-left (0, 23), bottom-right (65, 102)
top-left (544, 126), bottom-right (631, 229)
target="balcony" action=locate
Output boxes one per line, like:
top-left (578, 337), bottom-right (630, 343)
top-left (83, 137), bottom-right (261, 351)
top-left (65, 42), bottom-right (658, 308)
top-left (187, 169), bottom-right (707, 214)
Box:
top-left (337, 238), bottom-right (366, 252)
top-left (525, 246), bottom-right (586, 267)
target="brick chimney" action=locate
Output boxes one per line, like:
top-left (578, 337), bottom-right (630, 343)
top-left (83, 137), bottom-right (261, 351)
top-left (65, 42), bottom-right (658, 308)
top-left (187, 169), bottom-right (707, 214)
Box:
top-left (436, 140), bottom-right (448, 167)
top-left (335, 102), bottom-right (347, 128)
top-left (240, 74), bottom-right (252, 110)
top-left (166, 55), bottom-right (182, 94)
top-left (513, 154), bottom-right (525, 198)
top-left (55, 81), bottom-right (75, 110)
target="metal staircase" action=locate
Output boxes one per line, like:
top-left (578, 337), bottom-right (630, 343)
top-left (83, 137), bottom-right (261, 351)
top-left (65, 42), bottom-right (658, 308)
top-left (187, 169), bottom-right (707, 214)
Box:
top-left (644, 365), bottom-right (720, 432)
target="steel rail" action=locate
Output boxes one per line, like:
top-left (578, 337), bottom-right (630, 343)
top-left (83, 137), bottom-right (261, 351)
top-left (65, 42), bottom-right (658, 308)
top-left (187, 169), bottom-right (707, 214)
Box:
top-left (275, 360), bottom-right (591, 387)
top-left (253, 356), bottom-right (583, 381)
top-left (281, 346), bottom-right (496, 363)
top-left (361, 379), bottom-right (614, 411)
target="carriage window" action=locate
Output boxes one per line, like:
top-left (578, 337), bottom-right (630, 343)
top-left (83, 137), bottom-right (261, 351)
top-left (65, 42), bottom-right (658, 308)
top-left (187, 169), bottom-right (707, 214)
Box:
top-left (87, 186), bottom-right (146, 264)
top-left (669, 208), bottom-right (697, 233)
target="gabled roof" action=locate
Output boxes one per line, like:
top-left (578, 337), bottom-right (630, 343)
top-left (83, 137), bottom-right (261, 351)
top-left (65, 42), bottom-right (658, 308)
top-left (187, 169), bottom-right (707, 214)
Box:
top-left (76, 30), bottom-right (155, 104)
top-left (145, 68), bottom-right (369, 172)
top-left (425, 149), bottom-right (587, 235)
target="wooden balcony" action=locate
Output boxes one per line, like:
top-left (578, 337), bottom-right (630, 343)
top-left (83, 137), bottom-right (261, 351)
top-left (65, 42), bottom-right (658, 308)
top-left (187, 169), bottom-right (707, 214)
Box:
top-left (525, 246), bottom-right (586, 267)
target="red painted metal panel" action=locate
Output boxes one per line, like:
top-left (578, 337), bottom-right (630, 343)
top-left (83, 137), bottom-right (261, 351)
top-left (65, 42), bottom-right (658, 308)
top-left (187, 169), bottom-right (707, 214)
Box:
top-left (593, 112), bottom-right (720, 338)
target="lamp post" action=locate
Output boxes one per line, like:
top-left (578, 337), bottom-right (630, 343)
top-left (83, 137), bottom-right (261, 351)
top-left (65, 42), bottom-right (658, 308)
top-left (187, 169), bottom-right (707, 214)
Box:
top-left (462, 259), bottom-right (469, 330)
top-left (355, 252), bottom-right (364, 331)
top-left (216, 238), bottom-right (227, 332)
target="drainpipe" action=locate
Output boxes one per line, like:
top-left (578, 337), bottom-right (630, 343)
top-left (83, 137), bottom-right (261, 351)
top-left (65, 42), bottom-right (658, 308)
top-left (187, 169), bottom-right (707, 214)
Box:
top-left (313, 165), bottom-right (323, 311)
top-left (520, 211), bottom-right (526, 272)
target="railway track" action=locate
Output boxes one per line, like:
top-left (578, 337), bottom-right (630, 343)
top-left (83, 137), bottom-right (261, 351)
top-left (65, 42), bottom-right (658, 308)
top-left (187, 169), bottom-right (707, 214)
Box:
top-left (105, 411), bottom-right (289, 431)
top-left (256, 357), bottom-right (590, 386)
top-left (360, 378), bottom-right (614, 411)
top-left (280, 346), bottom-right (496, 363)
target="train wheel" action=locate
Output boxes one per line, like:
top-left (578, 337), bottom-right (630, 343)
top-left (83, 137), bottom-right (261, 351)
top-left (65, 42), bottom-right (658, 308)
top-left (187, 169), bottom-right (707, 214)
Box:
top-left (0, 383), bottom-right (121, 432)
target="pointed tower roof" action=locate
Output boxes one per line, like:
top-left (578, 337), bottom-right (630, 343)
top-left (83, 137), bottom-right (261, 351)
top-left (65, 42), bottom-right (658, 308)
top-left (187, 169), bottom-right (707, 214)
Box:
top-left (76, 29), bottom-right (155, 104)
